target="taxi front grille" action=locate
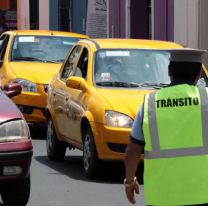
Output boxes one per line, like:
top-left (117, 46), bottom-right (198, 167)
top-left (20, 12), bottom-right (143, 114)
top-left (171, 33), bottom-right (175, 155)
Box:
top-left (107, 143), bottom-right (127, 153)
top-left (43, 84), bottom-right (48, 93)
top-left (17, 105), bottom-right (45, 115)
top-left (18, 105), bottom-right (33, 114)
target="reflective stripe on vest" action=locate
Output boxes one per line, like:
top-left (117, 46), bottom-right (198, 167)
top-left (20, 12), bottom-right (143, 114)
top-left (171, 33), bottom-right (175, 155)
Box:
top-left (145, 87), bottom-right (208, 159)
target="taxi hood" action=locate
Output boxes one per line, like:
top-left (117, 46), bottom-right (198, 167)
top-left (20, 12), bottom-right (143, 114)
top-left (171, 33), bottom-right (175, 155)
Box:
top-left (9, 62), bottom-right (62, 84)
top-left (97, 88), bottom-right (154, 118)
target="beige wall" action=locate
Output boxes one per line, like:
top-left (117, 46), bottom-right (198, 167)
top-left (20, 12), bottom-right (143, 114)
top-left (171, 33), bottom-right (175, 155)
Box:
top-left (174, 0), bottom-right (199, 48)
top-left (174, 0), bottom-right (208, 66)
top-left (17, 0), bottom-right (50, 30)
top-left (198, 1), bottom-right (208, 49)
top-left (18, 0), bottom-right (30, 29)
top-left (198, 0), bottom-right (208, 66)
top-left (39, 0), bottom-right (49, 30)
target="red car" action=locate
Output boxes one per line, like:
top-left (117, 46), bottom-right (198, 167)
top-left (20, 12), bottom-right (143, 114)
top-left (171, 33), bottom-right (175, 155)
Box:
top-left (0, 83), bottom-right (33, 206)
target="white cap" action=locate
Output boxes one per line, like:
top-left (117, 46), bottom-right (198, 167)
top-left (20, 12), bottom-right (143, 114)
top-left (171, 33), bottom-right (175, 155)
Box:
top-left (168, 48), bottom-right (206, 63)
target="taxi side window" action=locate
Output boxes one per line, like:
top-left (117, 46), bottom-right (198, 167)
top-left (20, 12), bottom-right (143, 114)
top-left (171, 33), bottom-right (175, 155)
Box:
top-left (74, 48), bottom-right (88, 79)
top-left (0, 34), bottom-right (9, 61)
top-left (60, 45), bottom-right (81, 81)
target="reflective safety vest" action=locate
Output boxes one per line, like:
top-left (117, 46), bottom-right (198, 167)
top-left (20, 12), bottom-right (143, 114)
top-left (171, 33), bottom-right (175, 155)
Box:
top-left (142, 84), bottom-right (208, 206)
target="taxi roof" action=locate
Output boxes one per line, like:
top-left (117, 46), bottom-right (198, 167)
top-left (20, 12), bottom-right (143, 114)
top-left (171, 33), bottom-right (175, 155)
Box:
top-left (79, 38), bottom-right (183, 50)
top-left (3, 30), bottom-right (89, 38)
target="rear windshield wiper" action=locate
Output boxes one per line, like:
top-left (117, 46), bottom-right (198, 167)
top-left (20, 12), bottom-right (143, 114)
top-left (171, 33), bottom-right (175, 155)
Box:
top-left (12, 56), bottom-right (58, 63)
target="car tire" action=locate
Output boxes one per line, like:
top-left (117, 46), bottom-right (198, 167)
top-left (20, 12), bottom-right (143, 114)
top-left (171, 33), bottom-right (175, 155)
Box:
top-left (83, 127), bottom-right (100, 178)
top-left (46, 118), bottom-right (66, 161)
top-left (1, 174), bottom-right (31, 206)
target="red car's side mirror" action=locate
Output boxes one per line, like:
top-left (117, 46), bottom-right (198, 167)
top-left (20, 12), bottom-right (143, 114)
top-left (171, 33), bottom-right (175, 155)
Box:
top-left (4, 83), bottom-right (22, 98)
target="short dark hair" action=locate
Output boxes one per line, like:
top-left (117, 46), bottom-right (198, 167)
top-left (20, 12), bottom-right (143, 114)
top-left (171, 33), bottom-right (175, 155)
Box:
top-left (169, 62), bottom-right (202, 82)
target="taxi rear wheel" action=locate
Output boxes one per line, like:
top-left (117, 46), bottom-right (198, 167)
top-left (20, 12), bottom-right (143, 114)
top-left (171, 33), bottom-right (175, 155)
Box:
top-left (83, 127), bottom-right (100, 178)
top-left (46, 118), bottom-right (66, 161)
top-left (1, 174), bottom-right (30, 206)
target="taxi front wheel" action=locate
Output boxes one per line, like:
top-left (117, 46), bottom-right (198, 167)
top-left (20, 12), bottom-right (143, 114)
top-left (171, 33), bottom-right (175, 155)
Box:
top-left (46, 118), bottom-right (66, 161)
top-left (83, 127), bottom-right (100, 178)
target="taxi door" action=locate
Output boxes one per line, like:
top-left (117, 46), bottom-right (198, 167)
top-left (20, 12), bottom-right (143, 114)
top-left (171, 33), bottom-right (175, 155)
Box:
top-left (54, 45), bottom-right (82, 138)
top-left (62, 47), bottom-right (89, 146)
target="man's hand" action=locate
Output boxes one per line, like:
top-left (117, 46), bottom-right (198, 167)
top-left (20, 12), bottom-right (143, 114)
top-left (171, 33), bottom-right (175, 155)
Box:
top-left (125, 180), bottom-right (139, 204)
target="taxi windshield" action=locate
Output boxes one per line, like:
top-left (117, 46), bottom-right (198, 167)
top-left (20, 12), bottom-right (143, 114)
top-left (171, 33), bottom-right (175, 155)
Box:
top-left (94, 49), bottom-right (171, 88)
top-left (11, 36), bottom-right (81, 63)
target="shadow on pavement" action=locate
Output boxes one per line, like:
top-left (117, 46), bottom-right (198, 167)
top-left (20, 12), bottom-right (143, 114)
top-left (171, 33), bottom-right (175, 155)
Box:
top-left (30, 124), bottom-right (144, 184)
top-left (34, 154), bottom-right (144, 184)
top-left (34, 155), bottom-right (126, 184)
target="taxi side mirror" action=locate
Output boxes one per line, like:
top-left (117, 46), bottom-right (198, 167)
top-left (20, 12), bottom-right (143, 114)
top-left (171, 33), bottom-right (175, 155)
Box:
top-left (66, 76), bottom-right (87, 91)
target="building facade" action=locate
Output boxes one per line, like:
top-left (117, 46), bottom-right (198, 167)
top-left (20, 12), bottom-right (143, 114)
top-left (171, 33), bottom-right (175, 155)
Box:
top-left (12, 0), bottom-right (208, 65)
top-left (0, 0), bottom-right (17, 34)
top-left (18, 0), bottom-right (87, 34)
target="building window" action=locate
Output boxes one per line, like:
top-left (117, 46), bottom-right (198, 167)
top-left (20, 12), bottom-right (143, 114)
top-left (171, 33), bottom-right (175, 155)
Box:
top-left (58, 0), bottom-right (72, 31)
top-left (0, 0), bottom-right (17, 32)
top-left (130, 0), bottom-right (151, 39)
top-left (30, 0), bottom-right (39, 29)
top-left (10, 0), bottom-right (17, 10)
top-left (148, 0), bottom-right (152, 39)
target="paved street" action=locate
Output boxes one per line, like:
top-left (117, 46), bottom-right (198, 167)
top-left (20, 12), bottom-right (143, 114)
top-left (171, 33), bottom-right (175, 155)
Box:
top-left (0, 130), bottom-right (146, 206)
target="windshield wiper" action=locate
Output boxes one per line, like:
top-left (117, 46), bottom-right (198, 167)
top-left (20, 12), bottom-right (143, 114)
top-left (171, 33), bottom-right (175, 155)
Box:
top-left (12, 56), bottom-right (58, 63)
top-left (53, 59), bottom-right (65, 62)
top-left (138, 83), bottom-right (169, 89)
top-left (13, 56), bottom-right (43, 61)
top-left (96, 81), bottom-right (140, 87)
top-left (41, 59), bottom-right (60, 63)
top-left (96, 82), bottom-right (169, 88)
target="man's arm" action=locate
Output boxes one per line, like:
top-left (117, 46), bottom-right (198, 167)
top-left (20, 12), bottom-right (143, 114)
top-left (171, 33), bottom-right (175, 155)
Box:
top-left (124, 104), bottom-right (145, 204)
top-left (124, 142), bottom-right (144, 204)
top-left (125, 142), bottom-right (144, 182)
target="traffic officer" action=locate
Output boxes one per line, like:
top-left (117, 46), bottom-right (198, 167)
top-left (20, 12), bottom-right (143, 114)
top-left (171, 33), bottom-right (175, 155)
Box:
top-left (124, 48), bottom-right (208, 205)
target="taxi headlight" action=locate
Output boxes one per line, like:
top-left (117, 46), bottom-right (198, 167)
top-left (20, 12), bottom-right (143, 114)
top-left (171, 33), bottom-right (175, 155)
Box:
top-left (0, 120), bottom-right (30, 142)
top-left (12, 78), bottom-right (37, 92)
top-left (105, 111), bottom-right (133, 128)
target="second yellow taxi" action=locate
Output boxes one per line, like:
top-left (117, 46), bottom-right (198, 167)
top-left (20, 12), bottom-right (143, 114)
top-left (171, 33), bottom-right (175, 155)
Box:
top-left (0, 30), bottom-right (88, 125)
top-left (46, 38), bottom-right (208, 177)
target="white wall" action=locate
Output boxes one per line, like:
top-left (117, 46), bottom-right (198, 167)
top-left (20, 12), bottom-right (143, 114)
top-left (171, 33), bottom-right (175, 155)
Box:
top-left (20, 0), bottom-right (30, 29)
top-left (198, 0), bottom-right (208, 49)
top-left (174, 0), bottom-right (208, 67)
top-left (174, 0), bottom-right (199, 48)
top-left (198, 0), bottom-right (208, 66)
top-left (39, 0), bottom-right (49, 30)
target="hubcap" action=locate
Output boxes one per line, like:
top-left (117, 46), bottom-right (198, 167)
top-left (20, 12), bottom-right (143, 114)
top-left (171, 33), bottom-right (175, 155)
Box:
top-left (83, 134), bottom-right (91, 171)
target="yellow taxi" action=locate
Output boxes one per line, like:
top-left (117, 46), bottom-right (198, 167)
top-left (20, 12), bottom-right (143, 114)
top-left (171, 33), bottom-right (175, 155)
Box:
top-left (46, 39), bottom-right (208, 177)
top-left (0, 30), bottom-right (88, 125)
